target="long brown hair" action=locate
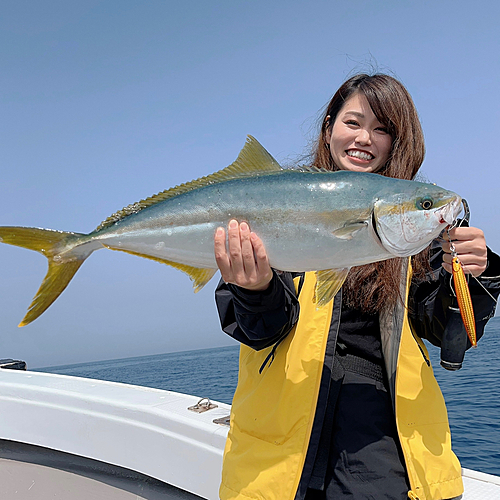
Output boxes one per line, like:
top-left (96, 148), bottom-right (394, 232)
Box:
top-left (312, 74), bottom-right (428, 312)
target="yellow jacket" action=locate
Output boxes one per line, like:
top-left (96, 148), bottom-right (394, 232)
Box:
top-left (220, 266), bottom-right (463, 500)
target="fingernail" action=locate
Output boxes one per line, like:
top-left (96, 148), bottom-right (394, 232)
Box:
top-left (216, 227), bottom-right (224, 236)
top-left (229, 220), bottom-right (237, 229)
top-left (240, 222), bottom-right (248, 231)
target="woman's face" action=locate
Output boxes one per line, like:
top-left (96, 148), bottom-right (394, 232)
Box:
top-left (325, 93), bottom-right (392, 173)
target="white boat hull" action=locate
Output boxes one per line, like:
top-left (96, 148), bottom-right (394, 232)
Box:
top-left (0, 369), bottom-right (498, 499)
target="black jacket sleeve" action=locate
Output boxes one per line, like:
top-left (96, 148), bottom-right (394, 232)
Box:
top-left (215, 270), bottom-right (301, 351)
top-left (408, 244), bottom-right (500, 348)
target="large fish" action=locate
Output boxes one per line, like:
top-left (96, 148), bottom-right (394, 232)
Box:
top-left (0, 136), bottom-right (461, 326)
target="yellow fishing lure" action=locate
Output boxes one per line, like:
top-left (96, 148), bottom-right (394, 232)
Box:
top-left (447, 204), bottom-right (477, 347)
top-left (450, 253), bottom-right (477, 347)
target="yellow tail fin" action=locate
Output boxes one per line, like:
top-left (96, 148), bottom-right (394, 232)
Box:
top-left (0, 227), bottom-right (87, 326)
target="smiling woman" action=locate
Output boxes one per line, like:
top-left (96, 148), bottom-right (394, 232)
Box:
top-left (324, 93), bottom-right (392, 173)
top-left (314, 74), bottom-right (426, 182)
top-left (214, 73), bottom-right (500, 500)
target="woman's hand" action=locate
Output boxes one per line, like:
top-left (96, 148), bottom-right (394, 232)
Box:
top-left (441, 226), bottom-right (488, 277)
top-left (214, 219), bottom-right (273, 291)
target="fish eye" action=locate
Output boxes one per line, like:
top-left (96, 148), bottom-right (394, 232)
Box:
top-left (418, 197), bottom-right (434, 210)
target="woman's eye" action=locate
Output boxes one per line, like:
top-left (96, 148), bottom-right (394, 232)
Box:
top-left (375, 127), bottom-right (389, 134)
top-left (345, 120), bottom-right (359, 126)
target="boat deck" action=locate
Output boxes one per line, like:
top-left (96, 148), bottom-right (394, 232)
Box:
top-left (0, 369), bottom-right (498, 499)
top-left (0, 439), bottom-right (201, 499)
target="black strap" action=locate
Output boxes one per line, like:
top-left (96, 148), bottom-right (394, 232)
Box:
top-left (335, 349), bottom-right (385, 384)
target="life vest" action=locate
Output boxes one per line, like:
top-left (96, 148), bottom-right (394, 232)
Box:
top-left (220, 270), bottom-right (463, 500)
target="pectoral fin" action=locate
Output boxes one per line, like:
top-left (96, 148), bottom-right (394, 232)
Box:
top-left (314, 268), bottom-right (350, 306)
top-left (332, 221), bottom-right (368, 240)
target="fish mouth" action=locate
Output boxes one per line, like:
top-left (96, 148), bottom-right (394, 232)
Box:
top-left (436, 196), bottom-right (462, 226)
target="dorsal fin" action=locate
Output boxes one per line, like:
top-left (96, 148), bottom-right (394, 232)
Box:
top-left (96, 136), bottom-right (282, 231)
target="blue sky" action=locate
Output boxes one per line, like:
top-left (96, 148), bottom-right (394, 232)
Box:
top-left (1, 1), bottom-right (499, 368)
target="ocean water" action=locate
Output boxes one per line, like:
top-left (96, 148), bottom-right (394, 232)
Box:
top-left (38, 316), bottom-right (500, 476)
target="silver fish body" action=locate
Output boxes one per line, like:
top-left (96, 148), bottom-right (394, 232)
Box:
top-left (89, 170), bottom-right (458, 271)
top-left (0, 136), bottom-right (462, 325)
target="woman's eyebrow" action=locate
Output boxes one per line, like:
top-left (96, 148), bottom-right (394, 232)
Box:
top-left (344, 111), bottom-right (365, 118)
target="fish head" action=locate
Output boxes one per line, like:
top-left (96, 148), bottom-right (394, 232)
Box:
top-left (373, 182), bottom-right (462, 257)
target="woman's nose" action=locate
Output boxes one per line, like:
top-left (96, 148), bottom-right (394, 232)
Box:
top-left (356, 129), bottom-right (371, 145)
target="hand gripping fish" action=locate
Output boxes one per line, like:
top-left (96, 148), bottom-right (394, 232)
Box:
top-left (0, 136), bottom-right (462, 326)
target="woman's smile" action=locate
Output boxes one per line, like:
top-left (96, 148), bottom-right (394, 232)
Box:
top-left (346, 149), bottom-right (375, 161)
top-left (325, 93), bottom-right (392, 173)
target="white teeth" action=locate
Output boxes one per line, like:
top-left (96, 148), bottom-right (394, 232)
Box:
top-left (347, 150), bottom-right (374, 160)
